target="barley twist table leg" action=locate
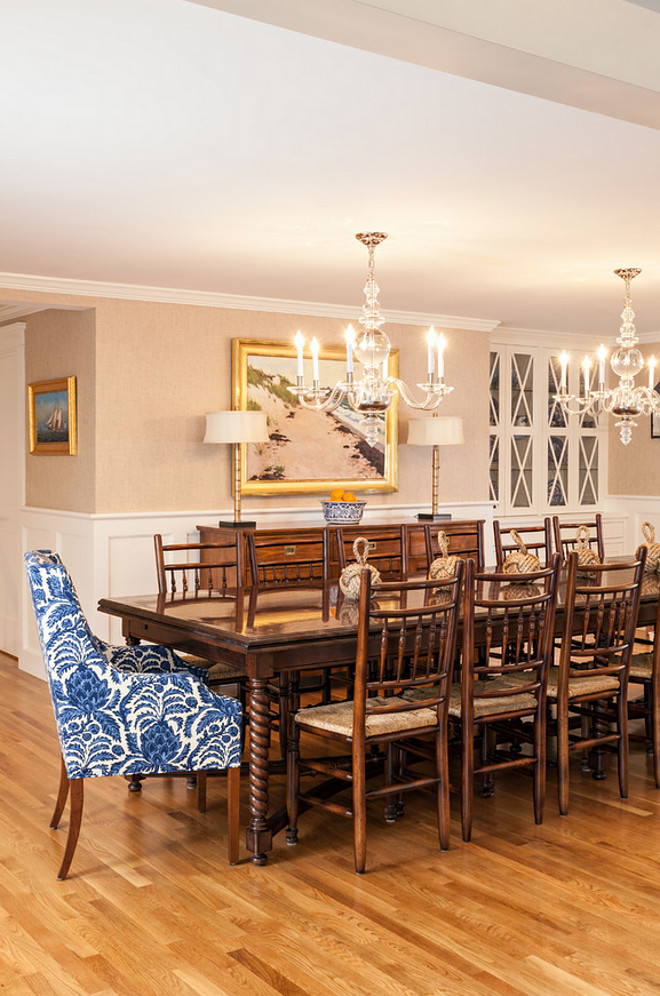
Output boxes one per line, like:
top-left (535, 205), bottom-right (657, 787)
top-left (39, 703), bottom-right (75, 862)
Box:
top-left (246, 677), bottom-right (273, 864)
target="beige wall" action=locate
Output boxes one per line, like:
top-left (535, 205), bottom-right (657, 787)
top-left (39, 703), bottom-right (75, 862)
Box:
top-left (23, 308), bottom-right (96, 512)
top-left (608, 338), bottom-right (660, 497)
top-left (6, 288), bottom-right (490, 514)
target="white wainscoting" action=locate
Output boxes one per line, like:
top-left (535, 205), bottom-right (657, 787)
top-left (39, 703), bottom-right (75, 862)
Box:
top-left (19, 499), bottom-right (495, 679)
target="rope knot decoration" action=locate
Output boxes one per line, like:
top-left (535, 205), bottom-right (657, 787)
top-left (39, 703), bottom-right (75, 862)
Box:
top-left (339, 537), bottom-right (382, 600)
top-left (428, 531), bottom-right (460, 581)
top-left (503, 529), bottom-right (541, 577)
top-left (575, 524), bottom-right (600, 575)
top-left (642, 521), bottom-right (660, 574)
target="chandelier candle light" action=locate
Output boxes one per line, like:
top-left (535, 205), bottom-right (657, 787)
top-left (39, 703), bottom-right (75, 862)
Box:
top-left (292, 233), bottom-right (453, 447)
top-left (554, 268), bottom-right (660, 445)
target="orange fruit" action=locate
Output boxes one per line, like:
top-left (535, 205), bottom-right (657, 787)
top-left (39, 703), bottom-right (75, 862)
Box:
top-left (343, 492), bottom-right (357, 502)
top-left (330, 487), bottom-right (345, 501)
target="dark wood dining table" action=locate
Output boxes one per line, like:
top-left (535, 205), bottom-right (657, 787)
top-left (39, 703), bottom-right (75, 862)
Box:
top-left (99, 569), bottom-right (660, 865)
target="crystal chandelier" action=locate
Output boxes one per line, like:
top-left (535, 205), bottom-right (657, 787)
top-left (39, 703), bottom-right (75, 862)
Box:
top-left (293, 232), bottom-right (453, 446)
top-left (554, 267), bottom-right (659, 445)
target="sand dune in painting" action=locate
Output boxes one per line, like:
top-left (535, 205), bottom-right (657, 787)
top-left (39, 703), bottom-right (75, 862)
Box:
top-left (246, 375), bottom-right (384, 482)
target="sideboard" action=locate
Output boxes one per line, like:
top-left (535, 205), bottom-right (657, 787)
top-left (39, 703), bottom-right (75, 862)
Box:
top-left (197, 518), bottom-right (485, 584)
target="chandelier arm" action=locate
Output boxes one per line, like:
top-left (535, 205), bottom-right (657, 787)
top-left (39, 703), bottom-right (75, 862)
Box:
top-left (294, 381), bottom-right (347, 413)
top-left (554, 392), bottom-right (603, 417)
top-left (389, 377), bottom-right (454, 410)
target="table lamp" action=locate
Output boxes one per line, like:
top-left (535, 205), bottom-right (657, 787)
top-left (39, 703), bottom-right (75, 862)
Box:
top-left (407, 415), bottom-right (464, 521)
top-left (203, 410), bottom-right (268, 528)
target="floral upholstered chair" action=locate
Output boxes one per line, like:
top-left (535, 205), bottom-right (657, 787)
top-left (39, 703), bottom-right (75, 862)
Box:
top-left (24, 550), bottom-right (243, 879)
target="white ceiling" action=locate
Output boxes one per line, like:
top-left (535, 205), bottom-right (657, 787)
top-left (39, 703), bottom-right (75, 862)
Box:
top-left (2, 0), bottom-right (660, 335)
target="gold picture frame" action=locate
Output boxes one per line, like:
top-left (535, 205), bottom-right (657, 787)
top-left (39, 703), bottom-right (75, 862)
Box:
top-left (28, 376), bottom-right (77, 455)
top-left (233, 338), bottom-right (398, 495)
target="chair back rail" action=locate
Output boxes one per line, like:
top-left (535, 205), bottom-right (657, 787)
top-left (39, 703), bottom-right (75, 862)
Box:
top-left (423, 521), bottom-right (485, 571)
top-left (336, 524), bottom-right (408, 580)
top-left (493, 518), bottom-right (552, 570)
top-left (247, 530), bottom-right (329, 586)
top-left (552, 514), bottom-right (605, 563)
top-left (154, 534), bottom-right (244, 595)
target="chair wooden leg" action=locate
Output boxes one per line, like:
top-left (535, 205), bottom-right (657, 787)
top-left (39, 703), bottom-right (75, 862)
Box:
top-left (436, 726), bottom-right (450, 851)
top-left (277, 670), bottom-right (292, 760)
top-left (50, 755), bottom-right (69, 829)
top-left (286, 714), bottom-right (300, 845)
top-left (196, 771), bottom-right (207, 813)
top-left (227, 766), bottom-right (240, 865)
top-left (533, 711), bottom-right (546, 825)
top-left (56, 777), bottom-right (84, 881)
top-left (384, 744), bottom-right (397, 823)
top-left (557, 702), bottom-right (570, 816)
top-left (352, 741), bottom-right (367, 875)
top-left (461, 721), bottom-right (474, 843)
top-left (617, 693), bottom-right (629, 800)
top-left (653, 673), bottom-right (660, 789)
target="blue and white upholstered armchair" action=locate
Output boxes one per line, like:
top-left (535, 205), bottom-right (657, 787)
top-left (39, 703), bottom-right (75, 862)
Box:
top-left (24, 550), bottom-right (243, 879)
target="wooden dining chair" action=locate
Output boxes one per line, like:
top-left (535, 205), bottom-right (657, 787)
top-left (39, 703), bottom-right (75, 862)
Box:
top-left (154, 533), bottom-right (248, 695)
top-left (335, 524), bottom-right (408, 580)
top-left (423, 521), bottom-right (485, 571)
top-left (246, 529), bottom-right (332, 754)
top-left (493, 518), bottom-right (552, 570)
top-left (452, 554), bottom-right (560, 842)
top-left (286, 566), bottom-right (463, 874)
top-left (548, 548), bottom-right (647, 815)
top-left (551, 514), bottom-right (605, 563)
top-left (627, 583), bottom-right (660, 788)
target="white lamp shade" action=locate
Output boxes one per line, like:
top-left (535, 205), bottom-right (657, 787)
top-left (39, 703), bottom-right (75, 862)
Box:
top-left (203, 410), bottom-right (268, 444)
top-left (407, 416), bottom-right (464, 447)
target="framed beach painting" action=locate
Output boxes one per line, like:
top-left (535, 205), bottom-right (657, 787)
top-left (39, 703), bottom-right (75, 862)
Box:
top-left (232, 338), bottom-right (398, 495)
top-left (28, 376), bottom-right (77, 455)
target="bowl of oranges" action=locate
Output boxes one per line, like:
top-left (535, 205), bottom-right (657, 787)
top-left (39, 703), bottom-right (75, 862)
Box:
top-left (321, 488), bottom-right (366, 524)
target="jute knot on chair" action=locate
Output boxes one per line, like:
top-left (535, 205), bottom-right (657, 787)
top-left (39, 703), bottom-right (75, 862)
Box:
top-left (428, 531), bottom-right (460, 582)
top-left (339, 537), bottom-right (382, 599)
top-left (642, 521), bottom-right (660, 574)
top-left (503, 529), bottom-right (541, 576)
top-left (575, 524), bottom-right (601, 575)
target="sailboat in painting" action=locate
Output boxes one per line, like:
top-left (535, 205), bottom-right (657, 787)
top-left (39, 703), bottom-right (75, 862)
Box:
top-left (46, 406), bottom-right (63, 431)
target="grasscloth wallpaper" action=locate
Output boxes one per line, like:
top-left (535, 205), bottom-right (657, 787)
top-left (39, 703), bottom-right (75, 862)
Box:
top-left (14, 289), bottom-right (489, 514)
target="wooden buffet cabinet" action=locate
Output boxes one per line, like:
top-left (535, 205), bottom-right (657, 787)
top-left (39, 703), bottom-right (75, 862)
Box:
top-left (197, 518), bottom-right (485, 584)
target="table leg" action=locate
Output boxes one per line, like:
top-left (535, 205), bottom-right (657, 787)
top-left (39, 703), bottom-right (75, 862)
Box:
top-left (245, 676), bottom-right (273, 865)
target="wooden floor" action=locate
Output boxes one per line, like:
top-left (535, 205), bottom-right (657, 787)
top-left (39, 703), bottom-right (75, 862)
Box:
top-left (3, 652), bottom-right (660, 996)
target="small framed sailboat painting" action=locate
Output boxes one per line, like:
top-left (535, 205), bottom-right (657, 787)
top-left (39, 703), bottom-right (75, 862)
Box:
top-left (27, 376), bottom-right (77, 455)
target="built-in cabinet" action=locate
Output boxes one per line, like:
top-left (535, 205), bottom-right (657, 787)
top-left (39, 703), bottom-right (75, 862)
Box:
top-left (490, 342), bottom-right (603, 516)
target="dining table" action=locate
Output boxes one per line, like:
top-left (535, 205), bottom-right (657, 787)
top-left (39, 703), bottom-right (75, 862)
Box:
top-left (99, 568), bottom-right (660, 865)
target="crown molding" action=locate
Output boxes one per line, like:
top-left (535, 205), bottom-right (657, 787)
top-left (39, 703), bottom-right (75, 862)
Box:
top-left (0, 271), bottom-right (500, 332)
top-left (492, 326), bottom-right (608, 347)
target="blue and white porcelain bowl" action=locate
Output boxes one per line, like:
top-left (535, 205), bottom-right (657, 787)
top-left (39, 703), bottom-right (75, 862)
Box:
top-left (320, 499), bottom-right (366, 524)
